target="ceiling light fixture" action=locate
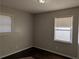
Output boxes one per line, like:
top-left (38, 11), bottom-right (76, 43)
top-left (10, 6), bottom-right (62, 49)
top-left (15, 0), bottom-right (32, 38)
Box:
top-left (39, 0), bottom-right (46, 4)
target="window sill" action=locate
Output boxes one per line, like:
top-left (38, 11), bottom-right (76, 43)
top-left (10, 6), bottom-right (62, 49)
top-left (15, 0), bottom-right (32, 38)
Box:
top-left (54, 40), bottom-right (72, 44)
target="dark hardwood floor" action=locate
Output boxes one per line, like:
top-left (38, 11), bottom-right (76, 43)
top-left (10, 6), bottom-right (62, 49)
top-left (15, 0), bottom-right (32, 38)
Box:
top-left (3, 47), bottom-right (71, 59)
top-left (18, 48), bottom-right (71, 59)
top-left (19, 53), bottom-right (70, 59)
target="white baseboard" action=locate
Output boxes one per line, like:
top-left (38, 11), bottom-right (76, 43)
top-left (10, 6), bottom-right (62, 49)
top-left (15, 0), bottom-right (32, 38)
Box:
top-left (0, 46), bottom-right (32, 59)
top-left (0, 46), bottom-right (76, 59)
top-left (35, 46), bottom-right (73, 59)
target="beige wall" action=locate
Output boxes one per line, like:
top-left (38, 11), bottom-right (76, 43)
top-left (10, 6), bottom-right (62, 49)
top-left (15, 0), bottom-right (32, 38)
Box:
top-left (0, 6), bottom-right (33, 57)
top-left (34, 7), bottom-right (79, 57)
top-left (77, 16), bottom-right (79, 59)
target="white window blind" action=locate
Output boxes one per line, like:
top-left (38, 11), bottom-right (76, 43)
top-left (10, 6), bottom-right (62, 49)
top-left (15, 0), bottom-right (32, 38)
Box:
top-left (0, 15), bottom-right (11, 32)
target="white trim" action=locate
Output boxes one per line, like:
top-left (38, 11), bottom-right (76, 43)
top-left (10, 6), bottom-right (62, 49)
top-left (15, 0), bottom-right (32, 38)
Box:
top-left (0, 46), bottom-right (32, 59)
top-left (55, 27), bottom-right (71, 30)
top-left (35, 46), bottom-right (73, 59)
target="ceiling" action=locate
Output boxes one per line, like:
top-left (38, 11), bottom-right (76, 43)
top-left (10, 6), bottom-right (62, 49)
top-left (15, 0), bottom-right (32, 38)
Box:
top-left (0, 0), bottom-right (79, 13)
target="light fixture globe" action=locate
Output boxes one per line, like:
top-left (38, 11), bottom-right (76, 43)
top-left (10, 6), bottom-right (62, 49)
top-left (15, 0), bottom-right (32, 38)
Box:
top-left (39, 0), bottom-right (46, 4)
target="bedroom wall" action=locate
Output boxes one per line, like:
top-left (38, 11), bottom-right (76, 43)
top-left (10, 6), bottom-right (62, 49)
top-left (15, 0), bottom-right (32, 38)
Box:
top-left (0, 6), bottom-right (33, 58)
top-left (34, 7), bottom-right (79, 58)
top-left (76, 18), bottom-right (79, 59)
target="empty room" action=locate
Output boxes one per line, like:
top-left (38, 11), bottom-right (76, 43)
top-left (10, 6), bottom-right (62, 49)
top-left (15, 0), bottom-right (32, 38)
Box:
top-left (0, 0), bottom-right (79, 59)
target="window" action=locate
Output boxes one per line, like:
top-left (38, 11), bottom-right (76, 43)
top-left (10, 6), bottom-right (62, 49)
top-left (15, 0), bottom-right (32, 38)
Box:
top-left (0, 15), bottom-right (11, 32)
top-left (54, 16), bottom-right (73, 43)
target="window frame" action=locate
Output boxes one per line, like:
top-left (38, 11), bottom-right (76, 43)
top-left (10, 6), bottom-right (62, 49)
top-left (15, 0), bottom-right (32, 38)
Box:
top-left (54, 16), bottom-right (73, 44)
